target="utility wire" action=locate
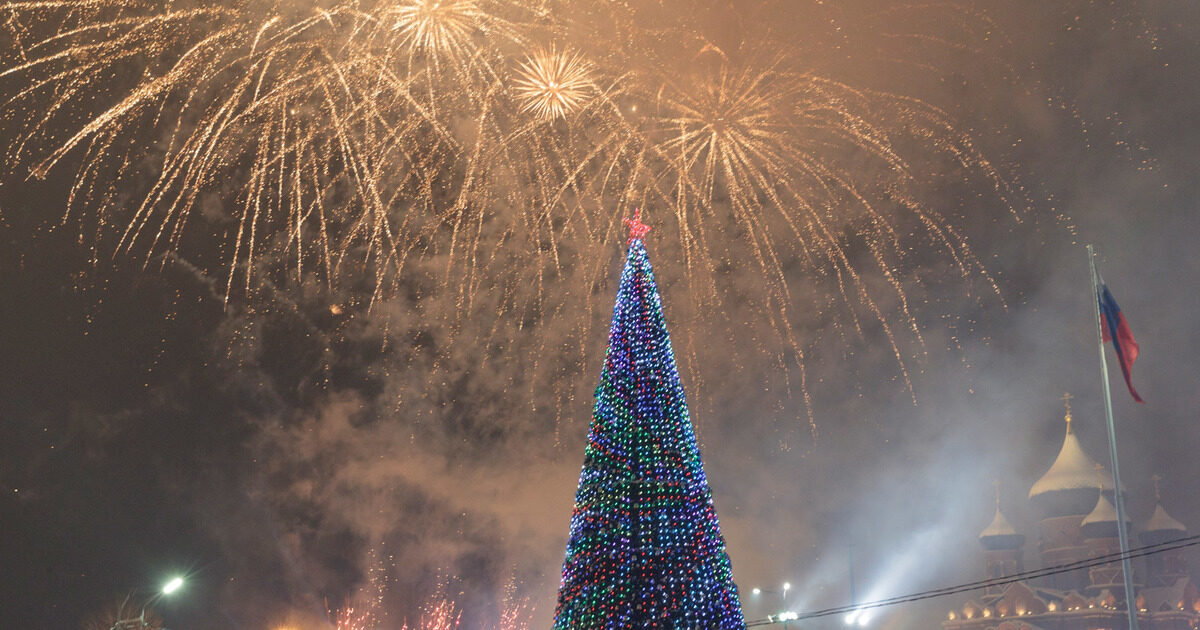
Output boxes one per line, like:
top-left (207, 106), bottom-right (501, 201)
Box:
top-left (746, 532), bottom-right (1200, 627)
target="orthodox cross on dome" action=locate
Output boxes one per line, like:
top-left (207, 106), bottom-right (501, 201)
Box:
top-left (1152, 474), bottom-right (1163, 501)
top-left (624, 207), bottom-right (651, 243)
top-left (1061, 392), bottom-right (1074, 428)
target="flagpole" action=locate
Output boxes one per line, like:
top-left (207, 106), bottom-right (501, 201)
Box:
top-left (1088, 244), bottom-right (1140, 630)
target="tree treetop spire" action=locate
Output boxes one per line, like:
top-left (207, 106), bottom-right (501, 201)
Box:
top-left (624, 207), bottom-right (651, 243)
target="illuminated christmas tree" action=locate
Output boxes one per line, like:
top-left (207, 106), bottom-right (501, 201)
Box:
top-left (552, 212), bottom-right (747, 630)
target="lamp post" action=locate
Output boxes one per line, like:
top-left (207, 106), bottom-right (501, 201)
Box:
top-left (844, 608), bottom-right (871, 627)
top-left (110, 577), bottom-right (185, 630)
top-left (752, 583), bottom-right (794, 628)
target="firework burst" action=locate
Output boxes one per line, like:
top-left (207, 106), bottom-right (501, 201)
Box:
top-left (647, 60), bottom-right (1011, 398)
top-left (0, 0), bottom-right (1028, 429)
top-left (512, 45), bottom-right (593, 120)
top-left (388, 0), bottom-right (486, 63)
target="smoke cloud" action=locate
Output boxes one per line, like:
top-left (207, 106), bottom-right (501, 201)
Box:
top-left (3, 2), bottom-right (1199, 630)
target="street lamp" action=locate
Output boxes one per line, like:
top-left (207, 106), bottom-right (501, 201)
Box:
top-left (110, 576), bottom-right (185, 630)
top-left (751, 583), bottom-right (792, 606)
top-left (752, 583), bottom-right (795, 628)
top-left (162, 578), bottom-right (183, 595)
top-left (765, 610), bottom-right (800, 628)
top-left (844, 608), bottom-right (871, 627)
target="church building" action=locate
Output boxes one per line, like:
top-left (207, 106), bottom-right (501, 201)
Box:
top-left (942, 401), bottom-right (1198, 630)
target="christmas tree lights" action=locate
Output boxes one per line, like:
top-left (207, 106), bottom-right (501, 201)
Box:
top-left (552, 213), bottom-right (746, 629)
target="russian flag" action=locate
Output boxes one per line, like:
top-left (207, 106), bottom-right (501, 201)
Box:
top-left (1098, 279), bottom-right (1144, 403)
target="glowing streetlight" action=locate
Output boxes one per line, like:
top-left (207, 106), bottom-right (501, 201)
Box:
top-left (109, 576), bottom-right (185, 630)
top-left (844, 609), bottom-right (871, 627)
top-left (162, 577), bottom-right (184, 595)
top-left (754, 584), bottom-right (797, 628)
top-left (751, 582), bottom-right (793, 613)
top-left (769, 609), bottom-right (800, 628)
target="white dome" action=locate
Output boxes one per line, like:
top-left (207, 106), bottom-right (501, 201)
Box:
top-left (1145, 503), bottom-right (1187, 533)
top-left (1029, 413), bottom-right (1112, 499)
top-left (980, 507), bottom-right (1018, 538)
top-left (1082, 493), bottom-right (1124, 527)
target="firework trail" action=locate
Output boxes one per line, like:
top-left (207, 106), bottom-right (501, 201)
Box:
top-left (323, 548), bottom-right (532, 630)
top-left (330, 591), bottom-right (530, 629)
top-left (0, 0), bottom-right (1027, 427)
top-left (333, 604), bottom-right (376, 630)
top-left (392, 593), bottom-right (529, 630)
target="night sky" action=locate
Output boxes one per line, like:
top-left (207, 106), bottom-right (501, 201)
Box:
top-left (3, 1), bottom-right (1200, 629)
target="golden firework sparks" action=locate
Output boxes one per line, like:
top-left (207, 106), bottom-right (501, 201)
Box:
top-left (512, 45), bottom-right (593, 120)
top-left (0, 0), bottom-right (1027, 429)
top-left (387, 0), bottom-right (485, 63)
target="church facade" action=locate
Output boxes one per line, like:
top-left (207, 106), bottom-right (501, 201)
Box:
top-left (942, 404), bottom-right (1198, 630)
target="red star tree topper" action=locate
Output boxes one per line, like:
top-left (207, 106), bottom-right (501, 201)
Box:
top-left (624, 208), bottom-right (651, 242)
